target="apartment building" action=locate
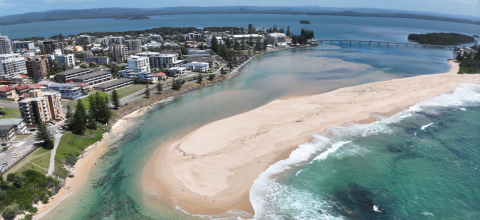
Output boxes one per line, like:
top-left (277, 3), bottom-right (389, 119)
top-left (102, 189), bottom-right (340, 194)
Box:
top-left (93, 78), bottom-right (133, 92)
top-left (55, 54), bottom-right (75, 66)
top-left (231, 34), bottom-right (265, 45)
top-left (136, 52), bottom-right (183, 69)
top-left (0, 123), bottom-right (15, 142)
top-left (183, 62), bottom-right (209, 72)
top-left (184, 56), bottom-right (215, 69)
top-left (70, 70), bottom-right (112, 85)
top-left (55, 68), bottom-right (93, 82)
top-left (25, 55), bottom-right (50, 79)
top-left (109, 44), bottom-right (128, 62)
top-left (0, 118), bottom-right (26, 135)
top-left (76, 35), bottom-right (94, 43)
top-left (13, 41), bottom-right (35, 52)
top-left (267, 33), bottom-right (287, 46)
top-left (85, 56), bottom-right (110, 65)
top-left (0, 54), bottom-right (28, 80)
top-left (47, 83), bottom-right (83, 100)
top-left (18, 89), bottom-right (63, 125)
top-left (40, 40), bottom-right (64, 55)
top-left (0, 35), bottom-right (13, 54)
top-left (127, 55), bottom-right (150, 73)
top-left (125, 39), bottom-right (142, 53)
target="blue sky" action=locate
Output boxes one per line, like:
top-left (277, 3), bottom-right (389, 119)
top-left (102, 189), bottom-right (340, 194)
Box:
top-left (0, 0), bottom-right (478, 17)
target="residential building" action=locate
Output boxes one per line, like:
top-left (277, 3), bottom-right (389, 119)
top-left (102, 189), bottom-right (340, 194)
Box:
top-left (127, 55), bottom-right (150, 73)
top-left (181, 33), bottom-right (200, 42)
top-left (0, 118), bottom-right (26, 135)
top-left (125, 39), bottom-right (142, 53)
top-left (136, 52), bottom-right (183, 69)
top-left (267, 33), bottom-right (287, 46)
top-left (85, 56), bottom-right (110, 65)
top-left (13, 41), bottom-right (35, 52)
top-left (70, 70), bottom-right (112, 85)
top-left (0, 35), bottom-right (13, 54)
top-left (183, 62), bottom-right (209, 72)
top-left (11, 74), bottom-right (28, 84)
top-left (14, 85), bottom-right (30, 95)
top-left (25, 55), bottom-right (50, 79)
top-left (119, 69), bottom-right (155, 82)
top-left (55, 54), bottom-right (75, 66)
top-left (149, 34), bottom-right (163, 41)
top-left (0, 124), bottom-right (15, 142)
top-left (22, 52), bottom-right (36, 58)
top-left (47, 83), bottom-right (83, 99)
top-left (18, 89), bottom-right (63, 125)
top-left (55, 68), bottom-right (93, 82)
top-left (76, 35), bottom-right (94, 43)
top-left (231, 34), bottom-right (264, 45)
top-left (184, 56), bottom-right (215, 69)
top-left (93, 78), bottom-right (133, 92)
top-left (0, 54), bottom-right (28, 80)
top-left (207, 36), bottom-right (224, 46)
top-left (0, 86), bottom-right (18, 101)
top-left (152, 72), bottom-right (167, 80)
top-left (167, 67), bottom-right (187, 77)
top-left (109, 44), bottom-right (128, 62)
top-left (40, 40), bottom-right (64, 55)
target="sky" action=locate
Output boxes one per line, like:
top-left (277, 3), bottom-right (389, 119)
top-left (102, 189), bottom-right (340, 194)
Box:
top-left (0, 0), bottom-right (479, 17)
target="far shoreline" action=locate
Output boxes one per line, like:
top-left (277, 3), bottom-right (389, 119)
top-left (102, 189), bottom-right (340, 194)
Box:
top-left (141, 59), bottom-right (480, 217)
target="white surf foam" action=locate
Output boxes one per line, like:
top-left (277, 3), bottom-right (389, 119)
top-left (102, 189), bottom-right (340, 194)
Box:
top-left (373, 205), bottom-right (381, 213)
top-left (421, 123), bottom-right (434, 131)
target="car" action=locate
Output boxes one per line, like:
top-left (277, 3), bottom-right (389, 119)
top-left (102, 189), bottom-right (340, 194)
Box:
top-left (14, 154), bottom-right (20, 158)
top-left (53, 130), bottom-right (58, 133)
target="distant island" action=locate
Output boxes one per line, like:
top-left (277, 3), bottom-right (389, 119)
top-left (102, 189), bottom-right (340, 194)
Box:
top-left (408, 33), bottom-right (475, 45)
top-left (128, 16), bottom-right (150, 20)
top-left (299, 20), bottom-right (311, 24)
top-left (474, 35), bottom-right (479, 38)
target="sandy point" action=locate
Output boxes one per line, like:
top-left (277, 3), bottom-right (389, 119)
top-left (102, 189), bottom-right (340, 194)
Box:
top-left (143, 60), bottom-right (480, 217)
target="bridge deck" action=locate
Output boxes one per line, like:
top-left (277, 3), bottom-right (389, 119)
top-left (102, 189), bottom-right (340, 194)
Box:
top-left (315, 39), bottom-right (455, 49)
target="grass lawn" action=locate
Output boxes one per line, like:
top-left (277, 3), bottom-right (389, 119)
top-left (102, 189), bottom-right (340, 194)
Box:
top-left (3, 148), bottom-right (51, 177)
top-left (0, 107), bottom-right (21, 119)
top-left (68, 91), bottom-right (111, 109)
top-left (114, 84), bottom-right (145, 98)
top-left (53, 129), bottom-right (104, 179)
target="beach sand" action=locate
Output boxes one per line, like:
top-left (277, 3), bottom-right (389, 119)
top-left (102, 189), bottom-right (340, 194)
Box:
top-left (33, 110), bottom-right (145, 219)
top-left (142, 60), bottom-right (480, 216)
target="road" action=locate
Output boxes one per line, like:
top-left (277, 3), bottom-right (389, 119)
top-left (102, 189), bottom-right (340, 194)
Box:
top-left (0, 101), bottom-right (20, 108)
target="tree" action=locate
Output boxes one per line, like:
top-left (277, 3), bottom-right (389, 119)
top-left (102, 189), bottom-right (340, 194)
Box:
top-left (13, 175), bottom-right (23, 188)
top-left (0, 107), bottom-right (6, 116)
top-left (196, 73), bottom-right (203, 84)
top-left (35, 118), bottom-right (54, 149)
top-left (220, 67), bottom-right (226, 75)
top-left (65, 105), bottom-right (73, 130)
top-left (208, 74), bottom-right (215, 80)
top-left (102, 96), bottom-right (111, 122)
top-left (144, 84), bottom-right (151, 98)
top-left (156, 83), bottom-right (163, 94)
top-left (71, 99), bottom-right (87, 135)
top-left (172, 80), bottom-right (182, 90)
top-left (86, 109), bottom-right (97, 130)
top-left (211, 36), bottom-right (218, 53)
top-left (286, 26), bottom-right (291, 36)
top-left (111, 90), bottom-right (120, 109)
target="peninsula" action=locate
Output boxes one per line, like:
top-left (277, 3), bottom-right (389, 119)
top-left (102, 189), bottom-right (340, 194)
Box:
top-left (408, 33), bottom-right (475, 45)
top-left (143, 60), bottom-right (480, 215)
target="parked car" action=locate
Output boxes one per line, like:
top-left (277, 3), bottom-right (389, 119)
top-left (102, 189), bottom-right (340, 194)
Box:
top-left (53, 130), bottom-right (58, 133)
top-left (14, 154), bottom-right (20, 158)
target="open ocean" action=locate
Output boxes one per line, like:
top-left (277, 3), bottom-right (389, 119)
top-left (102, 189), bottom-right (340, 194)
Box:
top-left (24, 14), bottom-right (480, 219)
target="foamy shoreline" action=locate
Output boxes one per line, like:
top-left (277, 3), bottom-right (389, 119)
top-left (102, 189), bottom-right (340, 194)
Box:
top-left (142, 60), bottom-right (480, 216)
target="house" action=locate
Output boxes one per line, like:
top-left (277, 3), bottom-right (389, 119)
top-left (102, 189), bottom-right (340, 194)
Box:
top-left (0, 118), bottom-right (27, 134)
top-left (0, 86), bottom-right (18, 101)
top-left (152, 72), bottom-right (167, 80)
top-left (11, 74), bottom-right (28, 84)
top-left (14, 85), bottom-right (30, 95)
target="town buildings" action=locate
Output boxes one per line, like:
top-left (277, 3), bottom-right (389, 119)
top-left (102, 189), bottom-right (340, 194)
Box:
top-left (0, 35), bottom-right (13, 54)
top-left (0, 118), bottom-right (26, 141)
top-left (55, 54), bottom-right (75, 66)
top-left (0, 86), bottom-right (18, 101)
top-left (11, 74), bottom-right (28, 84)
top-left (267, 33), bottom-right (287, 46)
top-left (47, 83), bottom-right (83, 99)
top-left (109, 44), bottom-right (128, 62)
top-left (127, 55), bottom-right (150, 73)
top-left (0, 54), bottom-right (28, 80)
top-left (85, 56), bottom-right (110, 65)
top-left (231, 34), bottom-right (265, 45)
top-left (125, 39), bottom-right (142, 53)
top-left (167, 67), bottom-right (187, 77)
top-left (18, 89), bottom-right (63, 125)
top-left (55, 68), bottom-right (93, 82)
top-left (184, 56), bottom-right (215, 69)
top-left (25, 55), bottom-right (50, 79)
top-left (93, 78), bottom-right (133, 92)
top-left (183, 62), bottom-right (209, 72)
top-left (70, 70), bottom-right (112, 85)
top-left (76, 35), bottom-right (94, 44)
top-left (13, 41), bottom-right (35, 52)
top-left (136, 52), bottom-right (183, 69)
top-left (40, 40), bottom-right (64, 55)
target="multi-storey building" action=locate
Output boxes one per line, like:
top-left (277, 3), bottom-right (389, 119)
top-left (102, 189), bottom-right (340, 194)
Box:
top-left (0, 54), bottom-right (28, 80)
top-left (13, 41), bottom-right (35, 52)
top-left (0, 123), bottom-right (15, 142)
top-left (40, 40), bottom-right (64, 55)
top-left (55, 54), bottom-right (75, 66)
top-left (207, 36), bottom-right (224, 46)
top-left (0, 118), bottom-right (26, 141)
top-left (93, 78), bottom-right (133, 92)
top-left (0, 35), bottom-right (13, 54)
top-left (231, 34), bottom-right (265, 45)
top-left (55, 68), bottom-right (93, 82)
top-left (70, 70), bottom-right (112, 85)
top-left (18, 89), bottom-right (63, 125)
top-left (85, 56), bottom-right (110, 65)
top-left (125, 39), bottom-right (142, 53)
top-left (182, 62), bottom-right (209, 72)
top-left (76, 35), bottom-right (94, 44)
top-left (47, 83), bottom-right (83, 100)
top-left (267, 33), bottom-right (287, 46)
top-left (109, 44), bottom-right (127, 62)
top-left (136, 52), bottom-right (183, 69)
top-left (25, 55), bottom-right (50, 79)
top-left (127, 55), bottom-right (150, 73)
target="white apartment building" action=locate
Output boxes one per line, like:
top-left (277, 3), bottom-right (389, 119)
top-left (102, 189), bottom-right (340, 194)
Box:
top-left (231, 34), bottom-right (265, 45)
top-left (0, 35), bottom-right (13, 54)
top-left (127, 55), bottom-right (150, 73)
top-left (55, 54), bottom-right (75, 66)
top-left (0, 54), bottom-right (28, 80)
top-left (13, 41), bottom-right (35, 52)
top-left (136, 52), bottom-right (183, 69)
top-left (183, 62), bottom-right (209, 72)
top-left (267, 33), bottom-right (287, 46)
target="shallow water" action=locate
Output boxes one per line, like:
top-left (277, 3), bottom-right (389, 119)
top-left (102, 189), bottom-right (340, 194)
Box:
top-left (35, 16), bottom-right (477, 219)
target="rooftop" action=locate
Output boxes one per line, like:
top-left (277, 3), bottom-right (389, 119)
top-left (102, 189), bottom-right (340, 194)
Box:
top-left (93, 78), bottom-right (133, 89)
top-left (0, 118), bottom-right (23, 126)
top-left (56, 68), bottom-right (92, 76)
top-left (71, 70), bottom-right (110, 80)
top-left (0, 87), bottom-right (14, 92)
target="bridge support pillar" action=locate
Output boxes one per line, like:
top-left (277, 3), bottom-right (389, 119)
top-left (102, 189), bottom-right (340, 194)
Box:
top-left (369, 41), bottom-right (371, 46)
top-left (350, 41), bottom-right (352, 45)
top-left (330, 40), bottom-right (332, 44)
top-left (359, 41), bottom-right (361, 46)
top-left (387, 43), bottom-right (389, 46)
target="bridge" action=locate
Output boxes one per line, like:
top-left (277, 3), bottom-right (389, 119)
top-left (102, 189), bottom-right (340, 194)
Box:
top-left (315, 39), bottom-right (455, 50)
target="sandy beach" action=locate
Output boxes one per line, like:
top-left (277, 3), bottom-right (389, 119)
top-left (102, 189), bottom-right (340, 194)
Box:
top-left (142, 60), bottom-right (480, 216)
top-left (32, 110), bottom-right (145, 219)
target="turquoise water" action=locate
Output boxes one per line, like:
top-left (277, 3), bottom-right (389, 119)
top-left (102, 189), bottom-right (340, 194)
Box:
top-left (251, 84), bottom-right (480, 219)
top-left (30, 15), bottom-right (480, 219)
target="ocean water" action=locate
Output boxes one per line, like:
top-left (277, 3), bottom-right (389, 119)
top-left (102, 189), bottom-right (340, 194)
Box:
top-left (30, 15), bottom-right (480, 220)
top-left (251, 83), bottom-right (480, 219)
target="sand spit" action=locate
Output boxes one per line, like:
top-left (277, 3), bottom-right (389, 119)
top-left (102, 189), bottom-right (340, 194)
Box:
top-left (142, 60), bottom-right (480, 216)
